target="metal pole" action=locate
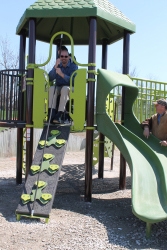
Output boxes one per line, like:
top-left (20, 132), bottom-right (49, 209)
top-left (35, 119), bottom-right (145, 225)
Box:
top-left (16, 30), bottom-right (26, 184)
top-left (111, 101), bottom-right (117, 170)
top-left (98, 38), bottom-right (108, 178)
top-left (119, 30), bottom-right (130, 190)
top-left (85, 17), bottom-right (97, 202)
top-left (25, 19), bottom-right (36, 180)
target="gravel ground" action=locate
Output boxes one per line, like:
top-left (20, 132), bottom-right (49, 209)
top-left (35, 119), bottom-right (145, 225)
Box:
top-left (0, 149), bottom-right (167, 250)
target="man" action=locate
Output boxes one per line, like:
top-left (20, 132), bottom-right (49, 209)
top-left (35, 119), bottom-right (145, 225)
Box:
top-left (48, 47), bottom-right (78, 123)
top-left (142, 98), bottom-right (167, 146)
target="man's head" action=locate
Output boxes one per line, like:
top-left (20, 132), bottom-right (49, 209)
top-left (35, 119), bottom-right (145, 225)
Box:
top-left (153, 98), bottom-right (167, 113)
top-left (58, 45), bottom-right (68, 54)
top-left (59, 47), bottom-right (69, 67)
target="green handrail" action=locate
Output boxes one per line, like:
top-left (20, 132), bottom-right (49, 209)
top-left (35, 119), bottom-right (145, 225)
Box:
top-left (26, 31), bottom-right (96, 69)
top-left (112, 76), bottom-right (167, 123)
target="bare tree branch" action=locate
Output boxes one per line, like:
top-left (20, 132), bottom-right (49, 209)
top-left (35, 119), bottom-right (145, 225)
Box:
top-left (130, 66), bottom-right (139, 77)
top-left (0, 36), bottom-right (19, 70)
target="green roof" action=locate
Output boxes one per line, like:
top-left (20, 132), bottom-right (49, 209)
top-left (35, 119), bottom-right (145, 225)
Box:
top-left (16, 0), bottom-right (136, 45)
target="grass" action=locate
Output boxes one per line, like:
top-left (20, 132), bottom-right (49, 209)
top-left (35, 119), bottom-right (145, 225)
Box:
top-left (0, 127), bottom-right (9, 132)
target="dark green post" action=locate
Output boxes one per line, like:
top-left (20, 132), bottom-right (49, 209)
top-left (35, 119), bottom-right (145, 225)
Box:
top-left (16, 30), bottom-right (26, 184)
top-left (25, 18), bottom-right (36, 180)
top-left (98, 38), bottom-right (108, 178)
top-left (85, 17), bottom-right (97, 202)
top-left (119, 30), bottom-right (130, 189)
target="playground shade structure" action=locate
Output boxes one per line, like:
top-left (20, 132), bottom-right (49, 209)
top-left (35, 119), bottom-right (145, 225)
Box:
top-left (96, 69), bottom-right (167, 230)
top-left (15, 68), bottom-right (167, 231)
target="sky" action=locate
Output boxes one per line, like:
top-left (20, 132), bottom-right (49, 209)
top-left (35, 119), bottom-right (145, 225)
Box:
top-left (0, 0), bottom-right (167, 81)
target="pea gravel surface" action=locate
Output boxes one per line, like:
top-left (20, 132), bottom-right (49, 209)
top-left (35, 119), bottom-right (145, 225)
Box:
top-left (0, 149), bottom-right (167, 250)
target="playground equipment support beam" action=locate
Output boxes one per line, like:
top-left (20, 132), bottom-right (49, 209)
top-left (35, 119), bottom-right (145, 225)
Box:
top-left (25, 19), bottom-right (36, 180)
top-left (85, 17), bottom-right (97, 202)
top-left (16, 30), bottom-right (26, 184)
top-left (98, 38), bottom-right (108, 179)
top-left (119, 30), bottom-right (130, 190)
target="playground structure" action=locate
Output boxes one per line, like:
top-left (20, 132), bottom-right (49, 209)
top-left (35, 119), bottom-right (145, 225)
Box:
top-left (1, 0), bottom-right (167, 238)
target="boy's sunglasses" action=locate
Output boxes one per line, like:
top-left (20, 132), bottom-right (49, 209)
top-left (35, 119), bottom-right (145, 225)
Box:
top-left (60, 55), bottom-right (68, 58)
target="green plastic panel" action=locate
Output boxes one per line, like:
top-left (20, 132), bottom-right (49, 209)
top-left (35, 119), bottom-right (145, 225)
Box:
top-left (70, 68), bottom-right (87, 132)
top-left (33, 68), bottom-right (49, 128)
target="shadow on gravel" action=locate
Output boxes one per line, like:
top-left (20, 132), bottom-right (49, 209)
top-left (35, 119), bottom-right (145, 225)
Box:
top-left (53, 163), bottom-right (167, 250)
top-left (0, 178), bottom-right (24, 219)
top-left (0, 163), bottom-right (167, 249)
top-left (57, 163), bottom-right (132, 193)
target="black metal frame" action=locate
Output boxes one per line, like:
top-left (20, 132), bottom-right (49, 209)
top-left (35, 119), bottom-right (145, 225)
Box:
top-left (0, 69), bottom-right (27, 125)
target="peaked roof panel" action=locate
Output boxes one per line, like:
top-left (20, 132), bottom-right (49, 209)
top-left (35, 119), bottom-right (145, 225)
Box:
top-left (16, 0), bottom-right (136, 45)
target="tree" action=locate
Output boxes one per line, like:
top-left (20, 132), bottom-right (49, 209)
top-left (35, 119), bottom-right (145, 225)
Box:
top-left (0, 36), bottom-right (19, 70)
top-left (0, 36), bottom-right (20, 120)
top-left (129, 66), bottom-right (138, 77)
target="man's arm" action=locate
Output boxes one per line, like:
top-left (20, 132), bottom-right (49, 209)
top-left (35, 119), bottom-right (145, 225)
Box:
top-left (48, 58), bottom-right (61, 81)
top-left (141, 117), bottom-right (152, 130)
top-left (64, 63), bottom-right (78, 83)
top-left (49, 62), bottom-right (78, 84)
top-left (48, 66), bottom-right (57, 81)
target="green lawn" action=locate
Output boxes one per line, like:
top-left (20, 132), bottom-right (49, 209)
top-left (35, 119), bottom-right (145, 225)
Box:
top-left (0, 127), bottom-right (8, 132)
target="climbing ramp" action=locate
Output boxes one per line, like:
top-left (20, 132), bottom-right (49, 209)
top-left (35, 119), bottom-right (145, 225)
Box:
top-left (16, 124), bottom-right (70, 222)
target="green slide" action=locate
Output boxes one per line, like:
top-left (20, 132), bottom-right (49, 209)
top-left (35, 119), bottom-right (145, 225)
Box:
top-left (96, 69), bottom-right (167, 235)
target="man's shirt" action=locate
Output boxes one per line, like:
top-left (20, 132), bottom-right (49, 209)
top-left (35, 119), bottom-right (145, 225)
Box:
top-left (157, 113), bottom-right (164, 124)
top-left (49, 60), bottom-right (78, 87)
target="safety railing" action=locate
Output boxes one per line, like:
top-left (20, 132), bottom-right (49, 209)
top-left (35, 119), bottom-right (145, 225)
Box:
top-left (132, 77), bottom-right (167, 122)
top-left (113, 77), bottom-right (167, 123)
top-left (0, 69), bottom-right (27, 124)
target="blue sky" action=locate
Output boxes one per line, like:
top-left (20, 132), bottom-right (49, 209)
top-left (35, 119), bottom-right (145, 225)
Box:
top-left (0, 0), bottom-right (167, 81)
